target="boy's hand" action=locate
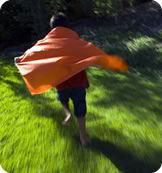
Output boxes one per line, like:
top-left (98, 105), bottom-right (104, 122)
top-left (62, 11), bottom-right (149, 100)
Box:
top-left (14, 57), bottom-right (21, 64)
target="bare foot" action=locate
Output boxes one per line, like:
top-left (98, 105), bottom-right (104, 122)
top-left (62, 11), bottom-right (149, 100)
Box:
top-left (62, 114), bottom-right (72, 126)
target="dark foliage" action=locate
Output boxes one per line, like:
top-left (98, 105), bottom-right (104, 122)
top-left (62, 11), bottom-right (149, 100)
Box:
top-left (0, 0), bottom-right (153, 51)
top-left (0, 0), bottom-right (33, 50)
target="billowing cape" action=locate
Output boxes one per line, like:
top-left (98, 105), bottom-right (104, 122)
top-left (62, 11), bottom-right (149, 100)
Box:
top-left (15, 27), bottom-right (128, 95)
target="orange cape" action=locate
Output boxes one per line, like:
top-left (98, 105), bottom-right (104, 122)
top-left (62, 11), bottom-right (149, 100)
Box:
top-left (15, 27), bottom-right (128, 95)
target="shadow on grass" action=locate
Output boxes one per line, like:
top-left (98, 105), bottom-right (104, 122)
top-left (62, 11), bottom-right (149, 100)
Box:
top-left (90, 70), bottom-right (162, 120)
top-left (87, 137), bottom-right (162, 173)
top-left (0, 58), bottom-right (14, 80)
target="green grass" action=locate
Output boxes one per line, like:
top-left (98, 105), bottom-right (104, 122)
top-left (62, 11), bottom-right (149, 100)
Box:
top-left (0, 30), bottom-right (162, 173)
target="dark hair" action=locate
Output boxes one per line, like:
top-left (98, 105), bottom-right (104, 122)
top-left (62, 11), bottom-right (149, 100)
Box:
top-left (50, 13), bottom-right (69, 29)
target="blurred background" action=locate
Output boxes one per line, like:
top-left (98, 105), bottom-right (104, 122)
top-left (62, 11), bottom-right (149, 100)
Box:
top-left (0, 0), bottom-right (152, 51)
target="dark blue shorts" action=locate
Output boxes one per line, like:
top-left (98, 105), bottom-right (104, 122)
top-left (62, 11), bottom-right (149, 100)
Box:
top-left (57, 88), bottom-right (87, 118)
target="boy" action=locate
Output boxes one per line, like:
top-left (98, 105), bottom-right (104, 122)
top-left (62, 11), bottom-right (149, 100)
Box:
top-left (50, 13), bottom-right (89, 146)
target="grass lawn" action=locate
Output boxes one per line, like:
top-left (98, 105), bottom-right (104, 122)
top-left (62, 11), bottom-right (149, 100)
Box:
top-left (0, 28), bottom-right (162, 173)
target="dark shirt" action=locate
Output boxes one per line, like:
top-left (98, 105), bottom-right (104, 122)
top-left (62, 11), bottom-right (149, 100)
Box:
top-left (56, 70), bottom-right (89, 90)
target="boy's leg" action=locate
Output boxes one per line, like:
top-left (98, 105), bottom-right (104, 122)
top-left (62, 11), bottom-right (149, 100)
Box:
top-left (57, 89), bottom-right (72, 125)
top-left (71, 88), bottom-right (89, 145)
top-left (61, 101), bottom-right (72, 125)
top-left (77, 116), bottom-right (89, 146)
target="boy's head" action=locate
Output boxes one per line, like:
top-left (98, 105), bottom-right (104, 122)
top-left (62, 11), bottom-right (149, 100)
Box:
top-left (50, 13), bottom-right (69, 29)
